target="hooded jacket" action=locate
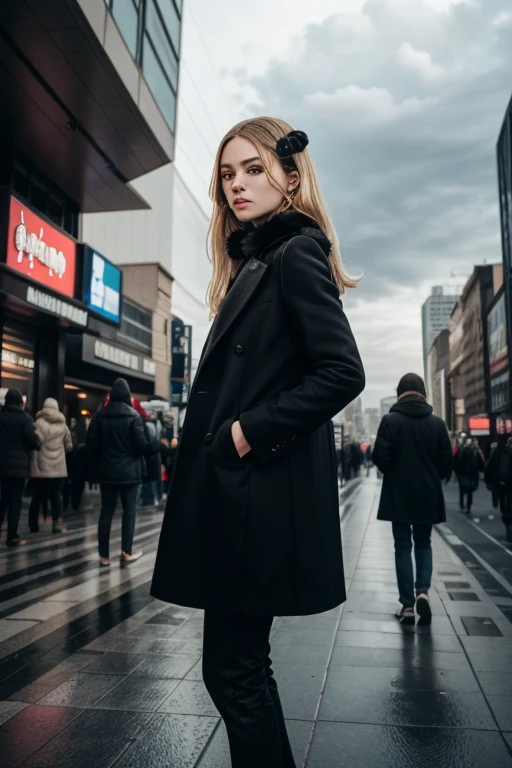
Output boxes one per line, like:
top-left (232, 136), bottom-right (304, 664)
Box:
top-left (373, 394), bottom-right (453, 525)
top-left (86, 378), bottom-right (148, 485)
top-left (31, 399), bottom-right (72, 479)
top-left (0, 392), bottom-right (41, 478)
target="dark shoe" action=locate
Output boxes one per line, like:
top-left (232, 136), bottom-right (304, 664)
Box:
top-left (396, 606), bottom-right (415, 626)
top-left (6, 538), bottom-right (26, 547)
top-left (120, 550), bottom-right (143, 567)
top-left (99, 558), bottom-right (110, 568)
top-left (416, 594), bottom-right (432, 626)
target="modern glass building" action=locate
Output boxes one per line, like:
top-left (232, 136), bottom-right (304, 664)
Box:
top-left (104, 0), bottom-right (182, 131)
top-left (497, 94), bottom-right (512, 415)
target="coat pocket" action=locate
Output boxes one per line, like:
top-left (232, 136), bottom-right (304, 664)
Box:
top-left (209, 420), bottom-right (250, 557)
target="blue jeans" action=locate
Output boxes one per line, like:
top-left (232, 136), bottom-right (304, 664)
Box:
top-left (392, 523), bottom-right (433, 607)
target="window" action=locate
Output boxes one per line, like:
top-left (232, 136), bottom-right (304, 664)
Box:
top-left (105, 0), bottom-right (180, 131)
top-left (143, 34), bottom-right (177, 128)
top-left (146, 0), bottom-right (179, 87)
top-left (120, 298), bottom-right (153, 352)
top-left (111, 0), bottom-right (139, 57)
top-left (155, 0), bottom-right (181, 54)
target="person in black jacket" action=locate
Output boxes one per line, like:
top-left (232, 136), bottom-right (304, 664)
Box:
top-left (454, 438), bottom-right (484, 514)
top-left (86, 378), bottom-right (148, 567)
top-left (373, 373), bottom-right (453, 626)
top-left (0, 389), bottom-right (40, 546)
top-left (484, 438), bottom-right (512, 542)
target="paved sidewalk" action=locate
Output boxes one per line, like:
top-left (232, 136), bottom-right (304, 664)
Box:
top-left (1, 477), bottom-right (512, 766)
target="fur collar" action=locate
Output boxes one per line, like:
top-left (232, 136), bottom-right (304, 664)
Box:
top-left (226, 211), bottom-right (331, 262)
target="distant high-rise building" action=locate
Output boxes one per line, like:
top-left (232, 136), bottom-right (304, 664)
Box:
top-left (363, 407), bottom-right (380, 438)
top-left (380, 396), bottom-right (397, 419)
top-left (421, 286), bottom-right (460, 381)
top-left (354, 397), bottom-right (364, 438)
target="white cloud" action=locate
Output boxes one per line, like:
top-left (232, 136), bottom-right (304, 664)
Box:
top-left (395, 42), bottom-right (445, 81)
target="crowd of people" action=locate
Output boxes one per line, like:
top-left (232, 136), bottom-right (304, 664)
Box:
top-left (0, 379), bottom-right (179, 557)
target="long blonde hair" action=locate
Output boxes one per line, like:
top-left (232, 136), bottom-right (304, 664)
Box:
top-left (207, 116), bottom-right (359, 317)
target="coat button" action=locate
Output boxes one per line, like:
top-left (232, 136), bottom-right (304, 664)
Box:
top-left (204, 433), bottom-right (214, 445)
top-left (235, 344), bottom-right (244, 355)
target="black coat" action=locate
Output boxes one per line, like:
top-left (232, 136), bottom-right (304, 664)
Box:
top-left (455, 445), bottom-right (484, 491)
top-left (86, 385), bottom-right (148, 486)
top-left (373, 395), bottom-right (453, 525)
top-left (151, 211), bottom-right (365, 616)
top-left (0, 404), bottom-right (40, 479)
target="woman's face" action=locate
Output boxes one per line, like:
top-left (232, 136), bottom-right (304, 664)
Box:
top-left (220, 136), bottom-right (298, 225)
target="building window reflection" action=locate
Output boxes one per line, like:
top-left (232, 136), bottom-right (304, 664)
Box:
top-left (0, 322), bottom-right (36, 408)
top-left (111, 0), bottom-right (140, 58)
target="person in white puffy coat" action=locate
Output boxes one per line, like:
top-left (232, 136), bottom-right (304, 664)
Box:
top-left (29, 398), bottom-right (72, 534)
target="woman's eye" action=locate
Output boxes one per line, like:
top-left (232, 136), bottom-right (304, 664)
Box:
top-left (248, 167), bottom-right (263, 174)
top-left (222, 173), bottom-right (233, 180)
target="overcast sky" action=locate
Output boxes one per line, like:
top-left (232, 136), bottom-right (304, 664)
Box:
top-left (176, 0), bottom-right (512, 409)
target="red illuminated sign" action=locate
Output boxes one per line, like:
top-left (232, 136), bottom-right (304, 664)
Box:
top-left (6, 196), bottom-right (76, 299)
top-left (468, 417), bottom-right (490, 431)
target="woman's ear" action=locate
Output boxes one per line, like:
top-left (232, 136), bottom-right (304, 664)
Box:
top-left (287, 170), bottom-right (300, 193)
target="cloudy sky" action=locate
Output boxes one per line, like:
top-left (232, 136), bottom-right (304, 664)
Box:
top-left (176, 0), bottom-right (511, 408)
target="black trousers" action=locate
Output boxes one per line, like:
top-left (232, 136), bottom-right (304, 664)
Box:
top-left (459, 485), bottom-right (473, 511)
top-left (63, 480), bottom-right (85, 512)
top-left (0, 478), bottom-right (25, 542)
top-left (29, 478), bottom-right (64, 530)
top-left (202, 612), bottom-right (296, 768)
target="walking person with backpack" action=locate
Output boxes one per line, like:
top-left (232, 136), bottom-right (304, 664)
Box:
top-left (373, 373), bottom-right (453, 626)
top-left (484, 437), bottom-right (512, 543)
top-left (454, 437), bottom-right (484, 515)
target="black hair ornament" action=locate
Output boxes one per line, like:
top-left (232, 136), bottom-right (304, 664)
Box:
top-left (275, 130), bottom-right (309, 159)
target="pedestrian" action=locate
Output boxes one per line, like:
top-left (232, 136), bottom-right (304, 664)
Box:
top-left (139, 417), bottom-right (162, 508)
top-left (365, 444), bottom-right (373, 477)
top-left (151, 117), bottom-right (365, 768)
top-left (454, 437), bottom-right (484, 514)
top-left (0, 389), bottom-right (41, 546)
top-left (350, 439), bottom-right (362, 477)
top-left (29, 398), bottom-right (72, 534)
top-left (86, 378), bottom-right (148, 567)
top-left (484, 438), bottom-right (512, 543)
top-left (63, 442), bottom-right (88, 512)
top-left (373, 373), bottom-right (453, 626)
top-left (484, 441), bottom-right (500, 512)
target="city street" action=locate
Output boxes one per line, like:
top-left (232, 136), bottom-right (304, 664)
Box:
top-left (1, 476), bottom-right (512, 767)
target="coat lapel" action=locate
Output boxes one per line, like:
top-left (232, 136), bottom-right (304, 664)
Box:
top-left (195, 258), bottom-right (268, 381)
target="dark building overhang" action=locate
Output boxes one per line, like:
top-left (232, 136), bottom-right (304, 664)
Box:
top-left (0, 0), bottom-right (174, 213)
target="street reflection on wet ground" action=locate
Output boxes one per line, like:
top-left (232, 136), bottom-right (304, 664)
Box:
top-left (0, 478), bottom-right (511, 766)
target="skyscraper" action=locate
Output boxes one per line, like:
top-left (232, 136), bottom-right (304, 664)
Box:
top-left (421, 286), bottom-right (460, 381)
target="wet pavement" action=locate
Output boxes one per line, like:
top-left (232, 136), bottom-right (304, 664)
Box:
top-left (1, 477), bottom-right (512, 766)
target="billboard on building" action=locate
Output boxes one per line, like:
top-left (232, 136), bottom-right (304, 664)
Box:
top-left (81, 245), bottom-right (122, 325)
top-left (488, 292), bottom-right (508, 375)
top-left (5, 195), bottom-right (77, 299)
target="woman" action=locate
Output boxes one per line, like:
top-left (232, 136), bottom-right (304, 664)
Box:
top-left (151, 117), bottom-right (364, 768)
top-left (455, 437), bottom-right (484, 515)
top-left (29, 398), bottom-right (72, 534)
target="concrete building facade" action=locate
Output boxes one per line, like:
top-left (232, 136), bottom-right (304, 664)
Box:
top-left (421, 286), bottom-right (460, 382)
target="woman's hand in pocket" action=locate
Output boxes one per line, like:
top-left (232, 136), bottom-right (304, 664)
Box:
top-left (231, 421), bottom-right (252, 458)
